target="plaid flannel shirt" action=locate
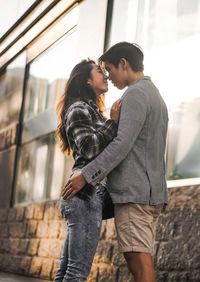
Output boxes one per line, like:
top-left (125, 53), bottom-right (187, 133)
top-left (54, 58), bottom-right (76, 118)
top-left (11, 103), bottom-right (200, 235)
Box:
top-left (65, 99), bottom-right (117, 169)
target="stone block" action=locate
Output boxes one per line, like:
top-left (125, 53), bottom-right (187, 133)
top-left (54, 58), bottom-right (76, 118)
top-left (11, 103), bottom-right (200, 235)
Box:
top-left (30, 256), bottom-right (42, 276)
top-left (18, 239), bottom-right (29, 254)
top-left (105, 219), bottom-right (116, 240)
top-left (87, 263), bottom-right (99, 282)
top-left (0, 239), bottom-right (9, 253)
top-left (8, 222), bottom-right (26, 238)
top-left (111, 242), bottom-right (125, 266)
top-left (0, 223), bottom-right (8, 237)
top-left (36, 220), bottom-right (49, 238)
top-left (59, 220), bottom-right (67, 239)
top-left (40, 257), bottom-right (53, 279)
top-left (54, 202), bottom-right (62, 220)
top-left (16, 206), bottom-right (25, 221)
top-left (48, 220), bottom-right (60, 238)
top-left (8, 238), bottom-right (20, 254)
top-left (38, 239), bottom-right (50, 257)
top-left (18, 256), bottom-right (32, 274)
top-left (97, 263), bottom-right (117, 282)
top-left (44, 201), bottom-right (57, 220)
top-left (96, 240), bottom-right (114, 263)
top-left (34, 203), bottom-right (45, 220)
top-left (25, 205), bottom-right (34, 219)
top-left (117, 265), bottom-right (133, 282)
top-left (100, 220), bottom-right (106, 239)
top-left (167, 271), bottom-right (189, 282)
top-left (156, 271), bottom-right (168, 282)
top-left (51, 259), bottom-right (60, 280)
top-left (189, 270), bottom-right (200, 281)
top-left (0, 208), bottom-right (8, 222)
top-left (27, 239), bottom-right (39, 256)
top-left (2, 255), bottom-right (22, 272)
top-left (7, 208), bottom-right (16, 222)
top-left (26, 220), bottom-right (37, 237)
top-left (0, 253), bottom-right (4, 269)
top-left (49, 239), bottom-right (63, 259)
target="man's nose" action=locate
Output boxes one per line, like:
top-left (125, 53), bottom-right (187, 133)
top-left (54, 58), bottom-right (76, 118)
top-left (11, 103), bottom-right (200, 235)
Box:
top-left (103, 73), bottom-right (109, 80)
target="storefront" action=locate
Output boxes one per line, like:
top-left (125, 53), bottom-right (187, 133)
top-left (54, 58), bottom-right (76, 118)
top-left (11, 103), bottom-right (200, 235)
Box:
top-left (0, 0), bottom-right (200, 280)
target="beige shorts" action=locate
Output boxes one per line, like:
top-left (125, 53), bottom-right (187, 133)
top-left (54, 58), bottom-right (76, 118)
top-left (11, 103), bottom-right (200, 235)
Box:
top-left (114, 203), bottom-right (163, 255)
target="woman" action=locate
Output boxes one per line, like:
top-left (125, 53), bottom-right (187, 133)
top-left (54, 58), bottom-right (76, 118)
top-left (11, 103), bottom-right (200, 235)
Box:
top-left (54, 59), bottom-right (120, 281)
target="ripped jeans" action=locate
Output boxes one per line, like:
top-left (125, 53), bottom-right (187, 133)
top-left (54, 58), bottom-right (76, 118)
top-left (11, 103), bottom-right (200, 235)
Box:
top-left (54, 187), bottom-right (104, 282)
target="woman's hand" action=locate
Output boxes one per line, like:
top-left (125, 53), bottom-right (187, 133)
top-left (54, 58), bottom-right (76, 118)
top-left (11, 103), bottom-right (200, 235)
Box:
top-left (110, 99), bottom-right (122, 123)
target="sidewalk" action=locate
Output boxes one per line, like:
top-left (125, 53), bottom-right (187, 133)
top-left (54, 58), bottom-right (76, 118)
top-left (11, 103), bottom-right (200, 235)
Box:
top-left (0, 272), bottom-right (51, 282)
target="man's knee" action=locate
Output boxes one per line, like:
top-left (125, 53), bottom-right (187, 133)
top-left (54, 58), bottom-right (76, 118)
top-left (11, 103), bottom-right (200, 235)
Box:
top-left (124, 252), bottom-right (154, 268)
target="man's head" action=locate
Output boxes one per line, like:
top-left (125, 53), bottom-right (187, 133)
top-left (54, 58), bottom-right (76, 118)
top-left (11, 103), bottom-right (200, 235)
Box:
top-left (99, 42), bottom-right (144, 89)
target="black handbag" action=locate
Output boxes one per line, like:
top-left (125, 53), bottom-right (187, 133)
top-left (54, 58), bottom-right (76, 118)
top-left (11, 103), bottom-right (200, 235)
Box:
top-left (76, 183), bottom-right (114, 220)
top-left (102, 188), bottom-right (114, 220)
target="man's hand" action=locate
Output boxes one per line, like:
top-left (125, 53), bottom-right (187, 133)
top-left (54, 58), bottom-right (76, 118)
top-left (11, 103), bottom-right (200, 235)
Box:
top-left (110, 99), bottom-right (122, 123)
top-left (61, 170), bottom-right (86, 199)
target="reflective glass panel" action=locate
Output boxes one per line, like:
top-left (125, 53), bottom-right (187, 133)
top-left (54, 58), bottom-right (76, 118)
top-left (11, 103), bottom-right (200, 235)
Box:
top-left (24, 30), bottom-right (78, 120)
top-left (15, 133), bottom-right (74, 204)
top-left (107, 0), bottom-right (200, 181)
top-left (15, 134), bottom-right (51, 204)
top-left (50, 144), bottom-right (74, 199)
top-left (0, 52), bottom-right (26, 129)
top-left (0, 0), bottom-right (36, 36)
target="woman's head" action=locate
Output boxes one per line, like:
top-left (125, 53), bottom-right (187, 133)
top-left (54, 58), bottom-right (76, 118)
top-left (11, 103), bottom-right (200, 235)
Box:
top-left (55, 59), bottom-right (107, 154)
top-left (66, 59), bottom-right (108, 104)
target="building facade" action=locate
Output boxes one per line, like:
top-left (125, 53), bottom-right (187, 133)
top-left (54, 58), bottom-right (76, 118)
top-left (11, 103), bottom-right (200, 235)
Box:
top-left (0, 0), bottom-right (200, 281)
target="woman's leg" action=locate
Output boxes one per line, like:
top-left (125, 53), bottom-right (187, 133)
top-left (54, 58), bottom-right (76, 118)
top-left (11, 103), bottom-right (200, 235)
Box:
top-left (55, 192), bottom-right (102, 282)
top-left (54, 232), bottom-right (69, 281)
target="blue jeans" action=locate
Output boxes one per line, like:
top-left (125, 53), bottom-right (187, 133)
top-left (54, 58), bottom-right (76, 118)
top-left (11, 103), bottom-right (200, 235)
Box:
top-left (54, 187), bottom-right (104, 282)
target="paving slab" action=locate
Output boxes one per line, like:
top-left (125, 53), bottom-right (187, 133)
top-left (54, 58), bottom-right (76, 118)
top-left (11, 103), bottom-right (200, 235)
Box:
top-left (0, 272), bottom-right (51, 282)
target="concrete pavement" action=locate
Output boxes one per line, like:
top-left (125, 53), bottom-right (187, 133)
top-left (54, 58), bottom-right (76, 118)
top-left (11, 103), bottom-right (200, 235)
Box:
top-left (0, 272), bottom-right (51, 282)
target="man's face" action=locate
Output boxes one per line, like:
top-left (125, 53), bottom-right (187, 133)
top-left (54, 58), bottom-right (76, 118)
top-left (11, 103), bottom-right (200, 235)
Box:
top-left (102, 61), bottom-right (127, 90)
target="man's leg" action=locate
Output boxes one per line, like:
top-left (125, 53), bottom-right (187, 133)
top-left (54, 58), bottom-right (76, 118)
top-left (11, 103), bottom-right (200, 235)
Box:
top-left (124, 252), bottom-right (156, 282)
top-left (114, 203), bottom-right (163, 282)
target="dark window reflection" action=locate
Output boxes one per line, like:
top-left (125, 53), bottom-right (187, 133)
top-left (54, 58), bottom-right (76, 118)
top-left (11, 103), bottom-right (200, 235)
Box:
top-left (15, 133), bottom-right (74, 204)
top-left (15, 31), bottom-right (77, 204)
top-left (24, 31), bottom-right (77, 120)
top-left (0, 53), bottom-right (26, 129)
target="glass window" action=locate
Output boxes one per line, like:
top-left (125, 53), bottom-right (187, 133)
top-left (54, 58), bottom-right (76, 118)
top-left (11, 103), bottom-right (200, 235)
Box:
top-left (0, 52), bottom-right (26, 129)
top-left (15, 133), bottom-right (74, 204)
top-left (0, 0), bottom-right (36, 36)
top-left (107, 0), bottom-right (200, 182)
top-left (50, 144), bottom-right (74, 200)
top-left (24, 30), bottom-right (78, 120)
top-left (15, 30), bottom-right (78, 204)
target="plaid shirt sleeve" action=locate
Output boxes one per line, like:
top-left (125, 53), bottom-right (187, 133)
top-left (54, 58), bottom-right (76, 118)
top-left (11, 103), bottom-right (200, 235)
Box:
top-left (66, 104), bottom-right (117, 160)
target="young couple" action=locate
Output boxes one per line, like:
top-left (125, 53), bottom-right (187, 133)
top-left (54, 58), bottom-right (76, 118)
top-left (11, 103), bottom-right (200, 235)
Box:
top-left (54, 42), bottom-right (168, 282)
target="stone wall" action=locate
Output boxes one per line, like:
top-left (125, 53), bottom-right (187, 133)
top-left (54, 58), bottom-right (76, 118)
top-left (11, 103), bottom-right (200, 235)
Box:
top-left (0, 186), bottom-right (200, 281)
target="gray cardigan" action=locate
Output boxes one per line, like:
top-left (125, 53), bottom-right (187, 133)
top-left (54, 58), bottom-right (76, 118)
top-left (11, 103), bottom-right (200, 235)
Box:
top-left (82, 76), bottom-right (168, 205)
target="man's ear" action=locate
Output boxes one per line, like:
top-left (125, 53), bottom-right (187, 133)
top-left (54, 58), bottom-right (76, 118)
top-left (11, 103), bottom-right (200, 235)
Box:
top-left (120, 58), bottom-right (128, 70)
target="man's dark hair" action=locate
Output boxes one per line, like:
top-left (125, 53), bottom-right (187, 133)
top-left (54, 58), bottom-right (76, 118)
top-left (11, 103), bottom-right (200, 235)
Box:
top-left (99, 42), bottom-right (144, 72)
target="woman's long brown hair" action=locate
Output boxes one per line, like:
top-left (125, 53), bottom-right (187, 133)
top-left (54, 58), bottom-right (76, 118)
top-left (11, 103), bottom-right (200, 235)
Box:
top-left (55, 59), bottom-right (105, 155)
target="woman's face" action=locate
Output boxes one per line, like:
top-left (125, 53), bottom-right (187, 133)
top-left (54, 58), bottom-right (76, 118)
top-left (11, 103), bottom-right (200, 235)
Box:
top-left (87, 63), bottom-right (108, 95)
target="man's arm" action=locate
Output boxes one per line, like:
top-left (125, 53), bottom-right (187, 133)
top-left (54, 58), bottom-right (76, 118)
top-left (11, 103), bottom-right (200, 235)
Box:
top-left (63, 88), bottom-right (148, 199)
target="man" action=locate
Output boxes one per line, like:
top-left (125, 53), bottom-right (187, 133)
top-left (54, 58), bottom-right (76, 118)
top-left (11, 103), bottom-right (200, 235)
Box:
top-left (62, 42), bottom-right (168, 282)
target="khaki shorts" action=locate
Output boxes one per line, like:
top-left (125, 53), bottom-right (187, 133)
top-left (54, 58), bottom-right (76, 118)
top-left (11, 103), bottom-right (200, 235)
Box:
top-left (114, 203), bottom-right (163, 255)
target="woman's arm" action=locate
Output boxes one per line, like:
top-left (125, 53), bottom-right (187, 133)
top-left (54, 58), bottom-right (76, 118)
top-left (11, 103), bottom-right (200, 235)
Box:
top-left (66, 103), bottom-right (118, 160)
